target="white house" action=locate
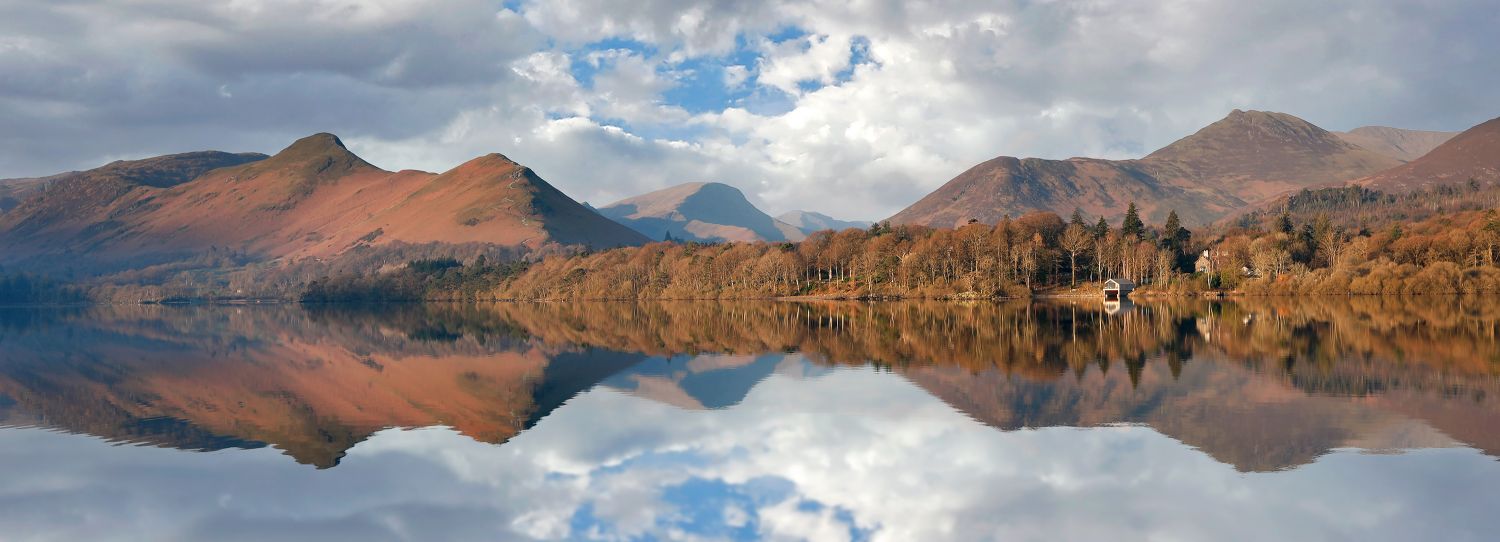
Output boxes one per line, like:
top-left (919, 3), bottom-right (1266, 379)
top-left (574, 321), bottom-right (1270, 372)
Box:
top-left (1195, 250), bottom-right (1214, 274)
top-left (1103, 278), bottom-right (1135, 301)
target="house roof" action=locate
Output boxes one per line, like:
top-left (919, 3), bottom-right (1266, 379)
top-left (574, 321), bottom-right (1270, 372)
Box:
top-left (1104, 278), bottom-right (1136, 288)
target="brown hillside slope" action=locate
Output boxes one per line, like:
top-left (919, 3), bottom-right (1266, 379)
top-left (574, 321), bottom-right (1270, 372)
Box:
top-left (889, 110), bottom-right (1401, 228)
top-left (0, 133), bottom-right (647, 267)
top-left (1350, 116), bottom-right (1500, 193)
top-left (887, 156), bottom-right (1240, 227)
top-left (0, 151), bottom-right (268, 239)
top-left (1143, 110), bottom-right (1401, 201)
top-left (1334, 126), bottom-right (1458, 162)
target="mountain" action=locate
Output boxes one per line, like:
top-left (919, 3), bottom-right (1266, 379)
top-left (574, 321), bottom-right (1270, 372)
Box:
top-left (1349, 116), bottom-right (1500, 193)
top-left (1334, 126), bottom-right (1458, 162)
top-left (887, 155), bottom-right (1241, 227)
top-left (598, 182), bottom-right (805, 242)
top-left (776, 210), bottom-right (872, 234)
top-left (1143, 110), bottom-right (1402, 202)
top-left (0, 133), bottom-right (647, 269)
top-left (889, 110), bottom-right (1403, 227)
top-left (0, 151), bottom-right (268, 228)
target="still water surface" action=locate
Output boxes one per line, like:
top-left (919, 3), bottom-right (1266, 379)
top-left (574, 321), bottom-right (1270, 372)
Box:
top-left (1, 298), bottom-right (1498, 541)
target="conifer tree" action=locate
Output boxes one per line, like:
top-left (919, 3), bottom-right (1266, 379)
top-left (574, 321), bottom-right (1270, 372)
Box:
top-left (1121, 202), bottom-right (1144, 239)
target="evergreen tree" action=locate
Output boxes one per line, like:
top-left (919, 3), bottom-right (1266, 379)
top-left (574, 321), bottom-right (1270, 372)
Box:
top-left (1092, 216), bottom-right (1109, 239)
top-left (1069, 208), bottom-right (1087, 228)
top-left (1277, 211), bottom-right (1295, 234)
top-left (1161, 209), bottom-right (1190, 271)
top-left (1121, 202), bottom-right (1144, 239)
top-left (1162, 211), bottom-right (1183, 248)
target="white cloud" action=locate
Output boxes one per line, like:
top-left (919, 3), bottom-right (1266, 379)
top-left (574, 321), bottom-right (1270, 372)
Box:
top-left (755, 33), bottom-right (856, 95)
top-left (1, 0), bottom-right (1497, 221)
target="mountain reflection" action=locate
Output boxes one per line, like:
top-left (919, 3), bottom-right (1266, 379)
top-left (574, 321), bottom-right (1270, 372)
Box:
top-left (0, 297), bottom-right (1496, 471)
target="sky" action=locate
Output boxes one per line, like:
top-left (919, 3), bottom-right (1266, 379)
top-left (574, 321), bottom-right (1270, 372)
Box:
top-left (1, 0), bottom-right (1497, 220)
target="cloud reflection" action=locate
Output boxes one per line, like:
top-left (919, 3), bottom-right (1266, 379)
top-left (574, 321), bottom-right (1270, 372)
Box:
top-left (2, 361), bottom-right (1499, 541)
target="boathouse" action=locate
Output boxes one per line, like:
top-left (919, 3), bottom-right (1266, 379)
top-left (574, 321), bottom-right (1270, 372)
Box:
top-left (1103, 278), bottom-right (1135, 301)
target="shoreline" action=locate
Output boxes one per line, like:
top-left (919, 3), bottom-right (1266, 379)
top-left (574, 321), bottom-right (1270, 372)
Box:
top-left (11, 290), bottom-right (1498, 308)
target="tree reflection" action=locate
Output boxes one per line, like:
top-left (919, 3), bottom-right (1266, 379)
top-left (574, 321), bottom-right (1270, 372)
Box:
top-left (0, 296), bottom-right (1496, 471)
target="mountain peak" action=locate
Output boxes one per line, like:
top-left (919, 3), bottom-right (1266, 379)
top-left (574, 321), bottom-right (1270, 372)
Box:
top-left (283, 132), bottom-right (348, 153)
top-left (1196, 110), bottom-right (1329, 142)
top-left (253, 132), bottom-right (378, 179)
top-left (600, 182), bottom-right (803, 242)
top-left (447, 153), bottom-right (524, 174)
top-left (1140, 109), bottom-right (1401, 201)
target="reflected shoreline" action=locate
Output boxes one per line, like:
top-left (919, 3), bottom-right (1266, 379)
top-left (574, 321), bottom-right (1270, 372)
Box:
top-left (1, 296), bottom-right (1497, 472)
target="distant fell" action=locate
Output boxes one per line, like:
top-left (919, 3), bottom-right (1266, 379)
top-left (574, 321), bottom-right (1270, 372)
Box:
top-left (1334, 126), bottom-right (1458, 162)
top-left (776, 211), bottom-right (872, 234)
top-left (1350, 116), bottom-right (1500, 193)
top-left (599, 182), bottom-right (805, 242)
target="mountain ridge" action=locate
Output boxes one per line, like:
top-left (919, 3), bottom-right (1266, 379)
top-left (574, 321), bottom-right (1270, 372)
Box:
top-left (889, 110), bottom-right (1406, 227)
top-left (0, 133), bottom-right (647, 271)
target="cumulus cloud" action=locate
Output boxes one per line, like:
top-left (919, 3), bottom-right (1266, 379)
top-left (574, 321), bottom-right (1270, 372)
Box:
top-left (0, 0), bottom-right (1496, 220)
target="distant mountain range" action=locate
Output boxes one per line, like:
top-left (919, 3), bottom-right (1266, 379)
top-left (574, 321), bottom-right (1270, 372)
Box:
top-left (889, 110), bottom-right (1415, 227)
top-left (1, 109), bottom-right (1495, 276)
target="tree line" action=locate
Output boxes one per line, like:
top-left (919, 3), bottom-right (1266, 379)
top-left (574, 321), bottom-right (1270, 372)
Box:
top-left (432, 202), bottom-right (1197, 300)
top-left (0, 273), bottom-right (88, 305)
top-left (477, 196), bottom-right (1500, 299)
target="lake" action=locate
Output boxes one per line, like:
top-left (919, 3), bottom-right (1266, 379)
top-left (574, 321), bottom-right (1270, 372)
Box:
top-left (1, 298), bottom-right (1498, 541)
